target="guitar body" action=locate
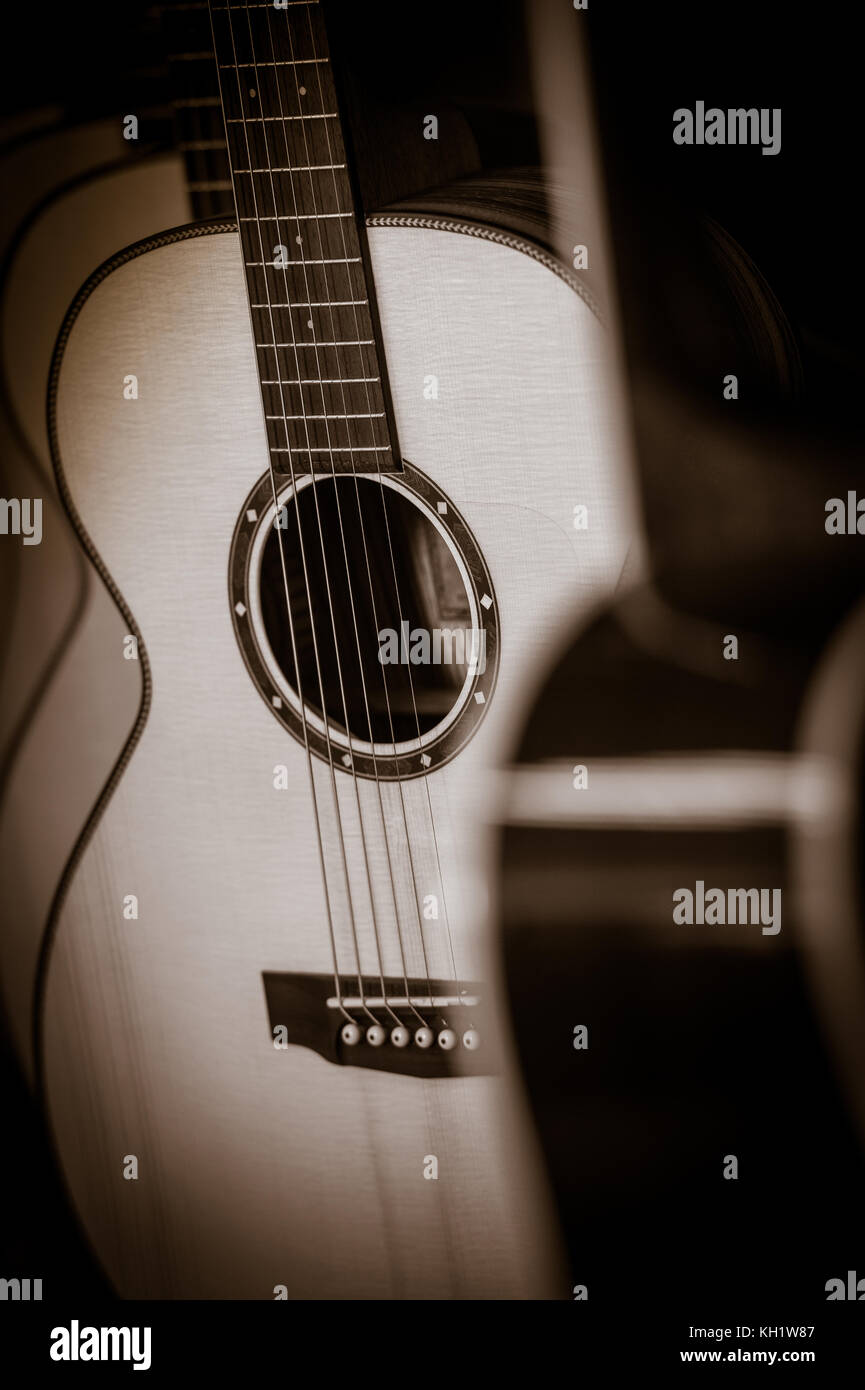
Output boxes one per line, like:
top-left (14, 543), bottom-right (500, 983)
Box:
top-left (0, 152), bottom-right (190, 1079)
top-left (42, 218), bottom-right (635, 1297)
top-left (494, 574), bottom-right (865, 1303)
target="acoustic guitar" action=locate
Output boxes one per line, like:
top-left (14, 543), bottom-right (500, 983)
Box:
top-left (37, 0), bottom-right (638, 1296)
top-left (0, 0), bottom-right (482, 1086)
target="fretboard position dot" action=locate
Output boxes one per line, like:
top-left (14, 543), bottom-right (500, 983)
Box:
top-left (437, 1028), bottom-right (457, 1051)
top-left (295, 235), bottom-right (302, 244)
top-left (462, 1029), bottom-right (480, 1051)
top-left (414, 1026), bottom-right (434, 1049)
top-left (341, 1023), bottom-right (361, 1046)
top-left (249, 88), bottom-right (256, 98)
top-left (390, 1026), bottom-right (410, 1048)
top-left (299, 86), bottom-right (307, 96)
top-left (307, 319), bottom-right (313, 329)
top-left (366, 1024), bottom-right (386, 1047)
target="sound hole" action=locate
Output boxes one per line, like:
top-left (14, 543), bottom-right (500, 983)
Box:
top-left (258, 477), bottom-right (475, 747)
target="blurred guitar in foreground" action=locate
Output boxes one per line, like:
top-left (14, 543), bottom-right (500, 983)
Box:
top-left (494, 0), bottom-right (865, 1309)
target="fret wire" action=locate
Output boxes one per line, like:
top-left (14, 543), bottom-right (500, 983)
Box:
top-left (266, 413), bottom-right (385, 420)
top-left (238, 212), bottom-right (352, 220)
top-left (226, 115), bottom-right (337, 122)
top-left (255, 340), bottom-right (375, 348)
top-left (245, 257), bottom-right (359, 265)
top-left (261, 378), bottom-right (381, 384)
top-left (233, 163), bottom-right (345, 170)
top-left (237, 164), bottom-right (349, 172)
top-left (270, 447), bottom-right (390, 454)
top-left (252, 301), bottom-right (367, 307)
top-left (228, 111), bottom-right (338, 120)
top-left (219, 59), bottom-right (328, 68)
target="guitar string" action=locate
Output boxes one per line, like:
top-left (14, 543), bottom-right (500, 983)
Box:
top-left (292, 11), bottom-right (463, 1298)
top-left (284, 0), bottom-right (438, 1020)
top-left (227, 0), bottom-right (380, 1027)
top-left (264, 0), bottom-right (431, 1023)
top-left (235, 0), bottom-right (400, 1027)
top-left (216, 0), bottom-right (465, 1038)
top-left (278, 0), bottom-right (440, 1022)
top-left (299, 0), bottom-right (466, 1027)
top-left (269, 11), bottom-right (448, 1293)
top-left (210, 0), bottom-right (362, 1025)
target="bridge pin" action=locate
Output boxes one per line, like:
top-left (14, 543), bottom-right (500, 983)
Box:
top-left (366, 1024), bottom-right (386, 1047)
top-left (462, 1029), bottom-right (480, 1050)
top-left (414, 1026), bottom-right (434, 1049)
top-left (437, 1028), bottom-right (457, 1050)
top-left (390, 1026), bottom-right (410, 1048)
top-left (341, 1023), bottom-right (361, 1046)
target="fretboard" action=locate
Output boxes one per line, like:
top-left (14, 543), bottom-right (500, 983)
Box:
top-left (161, 1), bottom-right (234, 219)
top-left (208, 0), bottom-right (399, 474)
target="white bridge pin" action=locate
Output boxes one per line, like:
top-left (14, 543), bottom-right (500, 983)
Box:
top-left (414, 1026), bottom-right (434, 1049)
top-left (390, 1026), bottom-right (410, 1048)
top-left (366, 1024), bottom-right (386, 1047)
top-left (341, 1022), bottom-right (361, 1046)
top-left (462, 1029), bottom-right (480, 1050)
top-left (437, 1028), bottom-right (457, 1050)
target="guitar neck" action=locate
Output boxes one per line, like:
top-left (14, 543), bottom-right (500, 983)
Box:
top-left (161, 1), bottom-right (234, 219)
top-left (208, 0), bottom-right (400, 474)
